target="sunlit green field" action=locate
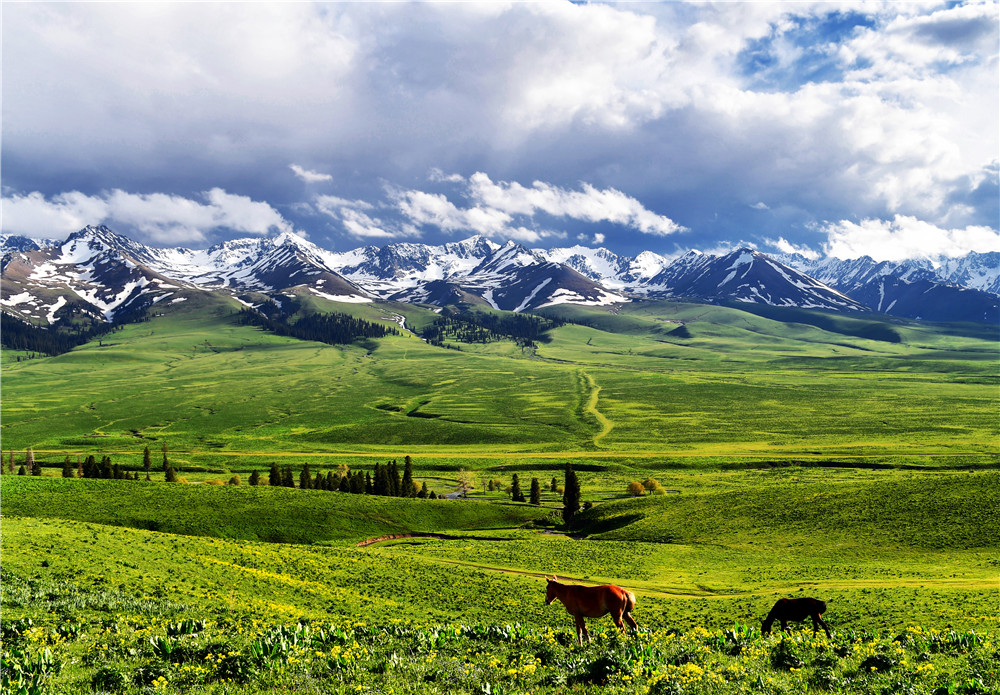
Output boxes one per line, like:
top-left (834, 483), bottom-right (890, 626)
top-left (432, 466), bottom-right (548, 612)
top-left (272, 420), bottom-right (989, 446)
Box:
top-left (2, 473), bottom-right (998, 693)
top-left (1, 298), bottom-right (997, 693)
top-left (2, 298), bottom-right (996, 468)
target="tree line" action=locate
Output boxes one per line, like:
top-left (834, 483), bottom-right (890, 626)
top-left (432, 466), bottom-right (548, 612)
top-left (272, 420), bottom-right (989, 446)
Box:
top-left (1, 311), bottom-right (111, 356)
top-left (4, 448), bottom-right (587, 524)
top-left (419, 308), bottom-right (562, 348)
top-left (236, 306), bottom-right (398, 345)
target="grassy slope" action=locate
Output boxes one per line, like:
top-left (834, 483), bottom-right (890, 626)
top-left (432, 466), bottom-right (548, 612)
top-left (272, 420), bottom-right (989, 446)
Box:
top-left (3, 471), bottom-right (997, 633)
top-left (0, 476), bottom-right (547, 544)
top-left (2, 298), bottom-right (997, 465)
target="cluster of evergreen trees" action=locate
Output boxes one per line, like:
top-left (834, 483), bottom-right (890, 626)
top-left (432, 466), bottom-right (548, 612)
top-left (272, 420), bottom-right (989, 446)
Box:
top-left (5, 445), bottom-right (587, 527)
top-left (252, 457), bottom-right (436, 498)
top-left (74, 454), bottom-right (146, 480)
top-left (1, 311), bottom-right (110, 356)
top-left (236, 307), bottom-right (398, 346)
top-left (420, 309), bottom-right (562, 348)
top-left (1, 299), bottom-right (152, 356)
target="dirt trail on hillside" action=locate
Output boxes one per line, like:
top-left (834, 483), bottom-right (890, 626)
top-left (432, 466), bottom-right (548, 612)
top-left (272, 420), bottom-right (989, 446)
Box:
top-left (579, 370), bottom-right (613, 446)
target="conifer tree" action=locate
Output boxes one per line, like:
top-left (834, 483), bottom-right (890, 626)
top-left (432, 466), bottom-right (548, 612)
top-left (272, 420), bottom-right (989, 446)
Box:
top-left (374, 463), bottom-right (389, 496)
top-left (365, 472), bottom-right (373, 495)
top-left (269, 464), bottom-right (281, 486)
top-left (300, 463), bottom-right (313, 490)
top-left (402, 457), bottom-right (417, 497)
top-left (282, 467), bottom-right (294, 488)
top-left (551, 477), bottom-right (558, 492)
top-left (18, 465), bottom-right (26, 476)
top-left (77, 456), bottom-right (83, 478)
top-left (339, 476), bottom-right (351, 493)
top-left (100, 456), bottom-right (112, 479)
top-left (562, 463), bottom-right (581, 525)
top-left (112, 463), bottom-right (123, 480)
top-left (314, 472), bottom-right (325, 490)
top-left (389, 460), bottom-right (401, 497)
top-left (418, 481), bottom-right (429, 499)
top-left (165, 466), bottom-right (178, 483)
top-left (429, 491), bottom-right (437, 499)
top-left (530, 477), bottom-right (541, 505)
top-left (510, 474), bottom-right (525, 502)
top-left (327, 471), bottom-right (336, 491)
top-left (62, 457), bottom-right (73, 478)
top-left (249, 470), bottom-right (261, 486)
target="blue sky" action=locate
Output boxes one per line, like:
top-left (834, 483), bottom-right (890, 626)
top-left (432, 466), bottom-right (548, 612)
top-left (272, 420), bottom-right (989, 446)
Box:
top-left (2, 1), bottom-right (998, 262)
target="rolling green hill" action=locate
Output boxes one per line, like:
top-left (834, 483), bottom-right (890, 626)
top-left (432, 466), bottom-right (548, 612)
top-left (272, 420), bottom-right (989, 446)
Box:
top-left (2, 298), bottom-right (996, 468)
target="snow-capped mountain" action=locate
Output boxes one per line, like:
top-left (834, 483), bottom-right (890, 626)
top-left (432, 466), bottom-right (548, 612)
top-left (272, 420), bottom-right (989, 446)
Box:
top-left (776, 252), bottom-right (999, 322)
top-left (778, 251), bottom-right (1000, 296)
top-left (2, 226), bottom-right (997, 330)
top-left (641, 248), bottom-right (869, 312)
top-left (934, 252), bottom-right (1000, 295)
top-left (1, 226), bottom-right (192, 325)
top-left (537, 245), bottom-right (670, 289)
top-left (848, 274), bottom-right (999, 323)
top-left (327, 236), bottom-right (502, 298)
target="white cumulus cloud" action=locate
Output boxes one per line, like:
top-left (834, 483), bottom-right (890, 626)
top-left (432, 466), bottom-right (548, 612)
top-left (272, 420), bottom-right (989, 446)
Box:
top-left (289, 164), bottom-right (334, 183)
top-left (821, 215), bottom-right (1000, 262)
top-left (1, 188), bottom-right (295, 244)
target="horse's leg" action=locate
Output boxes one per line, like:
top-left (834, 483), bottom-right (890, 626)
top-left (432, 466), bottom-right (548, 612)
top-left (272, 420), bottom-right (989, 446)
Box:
top-left (624, 611), bottom-right (638, 631)
top-left (574, 615), bottom-right (586, 646)
top-left (780, 620), bottom-right (789, 634)
top-left (814, 615), bottom-right (832, 639)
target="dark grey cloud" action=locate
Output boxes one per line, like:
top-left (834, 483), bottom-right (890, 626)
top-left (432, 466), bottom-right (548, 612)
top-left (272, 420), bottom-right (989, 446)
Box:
top-left (2, 1), bottom-right (997, 261)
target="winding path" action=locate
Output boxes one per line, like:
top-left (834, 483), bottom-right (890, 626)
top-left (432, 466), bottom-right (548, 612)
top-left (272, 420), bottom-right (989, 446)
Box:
top-left (580, 370), bottom-right (613, 447)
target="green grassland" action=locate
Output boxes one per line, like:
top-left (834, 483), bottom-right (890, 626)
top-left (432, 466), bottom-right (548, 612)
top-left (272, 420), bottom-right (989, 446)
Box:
top-left (2, 473), bottom-right (998, 694)
top-left (1, 297), bottom-right (997, 466)
top-left (2, 297), bottom-right (998, 693)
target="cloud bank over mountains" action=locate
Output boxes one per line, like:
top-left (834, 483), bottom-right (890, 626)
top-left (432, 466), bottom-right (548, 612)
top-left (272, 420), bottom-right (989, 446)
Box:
top-left (2, 1), bottom-right (997, 263)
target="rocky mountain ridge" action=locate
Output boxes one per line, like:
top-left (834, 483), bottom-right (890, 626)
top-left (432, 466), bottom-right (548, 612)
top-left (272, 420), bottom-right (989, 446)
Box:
top-left (2, 227), bottom-right (997, 329)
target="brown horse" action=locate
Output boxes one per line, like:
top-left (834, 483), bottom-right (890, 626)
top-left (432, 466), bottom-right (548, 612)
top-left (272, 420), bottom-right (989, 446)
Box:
top-left (544, 576), bottom-right (637, 645)
top-left (762, 597), bottom-right (831, 638)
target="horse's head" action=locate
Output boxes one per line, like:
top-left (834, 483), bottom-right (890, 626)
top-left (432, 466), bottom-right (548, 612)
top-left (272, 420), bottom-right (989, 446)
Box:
top-left (544, 576), bottom-right (558, 605)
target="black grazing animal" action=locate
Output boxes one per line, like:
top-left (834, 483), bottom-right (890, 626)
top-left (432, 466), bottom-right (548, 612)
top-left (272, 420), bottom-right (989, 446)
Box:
top-left (762, 597), bottom-right (831, 638)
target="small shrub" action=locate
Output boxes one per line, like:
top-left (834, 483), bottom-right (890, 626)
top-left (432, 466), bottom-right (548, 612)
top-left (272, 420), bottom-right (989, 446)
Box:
top-left (770, 638), bottom-right (804, 670)
top-left (627, 481), bottom-right (645, 497)
top-left (228, 474), bottom-right (241, 486)
top-left (860, 652), bottom-right (896, 673)
top-left (91, 665), bottom-right (128, 692)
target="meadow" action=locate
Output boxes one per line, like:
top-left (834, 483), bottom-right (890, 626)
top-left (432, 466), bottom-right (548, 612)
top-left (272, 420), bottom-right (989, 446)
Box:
top-left (1, 297), bottom-right (996, 465)
top-left (1, 297), bottom-right (998, 693)
top-left (2, 472), bottom-right (998, 694)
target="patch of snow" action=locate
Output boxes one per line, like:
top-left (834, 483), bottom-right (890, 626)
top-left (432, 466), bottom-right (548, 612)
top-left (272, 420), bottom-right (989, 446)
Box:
top-left (0, 292), bottom-right (34, 306)
top-left (536, 288), bottom-right (626, 309)
top-left (45, 296), bottom-right (67, 324)
top-left (309, 288), bottom-right (372, 304)
top-left (513, 278), bottom-right (552, 312)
